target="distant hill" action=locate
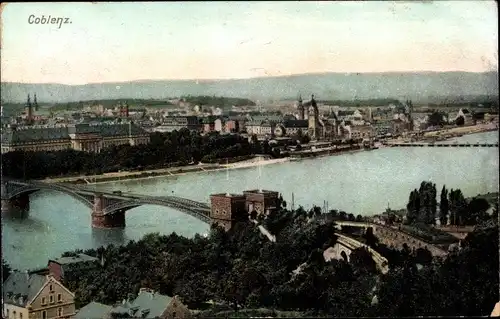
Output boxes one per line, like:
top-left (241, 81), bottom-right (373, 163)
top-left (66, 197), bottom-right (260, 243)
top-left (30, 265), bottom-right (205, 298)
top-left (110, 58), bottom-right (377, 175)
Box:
top-left (1, 71), bottom-right (498, 104)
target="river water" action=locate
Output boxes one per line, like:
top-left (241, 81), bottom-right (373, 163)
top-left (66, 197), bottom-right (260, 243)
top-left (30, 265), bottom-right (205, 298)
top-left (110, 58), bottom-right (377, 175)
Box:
top-left (2, 131), bottom-right (498, 270)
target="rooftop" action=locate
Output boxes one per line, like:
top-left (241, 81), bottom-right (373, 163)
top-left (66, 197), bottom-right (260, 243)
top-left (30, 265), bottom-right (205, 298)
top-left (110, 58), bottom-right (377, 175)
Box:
top-left (75, 301), bottom-right (113, 319)
top-left (211, 193), bottom-right (246, 198)
top-left (243, 189), bottom-right (279, 195)
top-left (50, 253), bottom-right (99, 265)
top-left (75, 290), bottom-right (174, 319)
top-left (3, 271), bottom-right (48, 307)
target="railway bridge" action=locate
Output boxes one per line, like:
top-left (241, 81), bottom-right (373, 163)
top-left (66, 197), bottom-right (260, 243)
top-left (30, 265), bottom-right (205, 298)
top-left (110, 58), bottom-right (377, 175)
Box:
top-left (1, 180), bottom-right (212, 228)
top-left (334, 220), bottom-right (450, 257)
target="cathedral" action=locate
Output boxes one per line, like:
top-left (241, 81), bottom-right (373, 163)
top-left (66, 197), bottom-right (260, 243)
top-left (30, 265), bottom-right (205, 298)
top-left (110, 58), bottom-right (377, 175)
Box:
top-left (297, 94), bottom-right (339, 141)
top-left (24, 93), bottom-right (39, 125)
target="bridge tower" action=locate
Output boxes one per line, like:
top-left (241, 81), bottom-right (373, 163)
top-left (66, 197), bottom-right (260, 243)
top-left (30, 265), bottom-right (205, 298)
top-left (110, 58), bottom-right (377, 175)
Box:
top-left (91, 193), bottom-right (126, 228)
top-left (210, 193), bottom-right (247, 231)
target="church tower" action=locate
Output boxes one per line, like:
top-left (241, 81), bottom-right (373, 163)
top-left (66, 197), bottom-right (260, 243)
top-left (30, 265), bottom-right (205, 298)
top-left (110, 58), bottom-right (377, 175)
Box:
top-left (298, 94), bottom-right (305, 120)
top-left (34, 93), bottom-right (39, 111)
top-left (308, 94), bottom-right (320, 140)
top-left (25, 94), bottom-right (33, 125)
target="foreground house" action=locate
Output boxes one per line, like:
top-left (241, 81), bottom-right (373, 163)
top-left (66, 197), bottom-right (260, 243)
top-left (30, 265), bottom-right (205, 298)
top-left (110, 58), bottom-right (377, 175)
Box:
top-left (3, 271), bottom-right (76, 319)
top-left (75, 288), bottom-right (192, 319)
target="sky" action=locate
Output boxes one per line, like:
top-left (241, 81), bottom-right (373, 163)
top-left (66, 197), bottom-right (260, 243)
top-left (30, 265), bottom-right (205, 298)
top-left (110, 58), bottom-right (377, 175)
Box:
top-left (1, 1), bottom-right (498, 85)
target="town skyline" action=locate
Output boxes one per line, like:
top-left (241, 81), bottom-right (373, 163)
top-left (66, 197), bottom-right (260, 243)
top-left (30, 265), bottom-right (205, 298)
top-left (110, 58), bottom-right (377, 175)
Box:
top-left (2, 1), bottom-right (498, 85)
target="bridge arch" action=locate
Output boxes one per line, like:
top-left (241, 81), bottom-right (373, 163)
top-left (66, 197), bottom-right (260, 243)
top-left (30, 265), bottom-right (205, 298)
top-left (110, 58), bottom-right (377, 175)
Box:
top-left (101, 197), bottom-right (211, 224)
top-left (4, 182), bottom-right (94, 209)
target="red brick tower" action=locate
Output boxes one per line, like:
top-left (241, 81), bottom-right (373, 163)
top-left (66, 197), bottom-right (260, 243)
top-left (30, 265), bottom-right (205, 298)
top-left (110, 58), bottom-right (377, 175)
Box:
top-left (243, 189), bottom-right (279, 217)
top-left (210, 193), bottom-right (247, 231)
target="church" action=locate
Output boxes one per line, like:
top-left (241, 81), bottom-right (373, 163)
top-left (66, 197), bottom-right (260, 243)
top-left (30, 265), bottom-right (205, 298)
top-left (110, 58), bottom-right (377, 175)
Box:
top-left (297, 94), bottom-right (340, 141)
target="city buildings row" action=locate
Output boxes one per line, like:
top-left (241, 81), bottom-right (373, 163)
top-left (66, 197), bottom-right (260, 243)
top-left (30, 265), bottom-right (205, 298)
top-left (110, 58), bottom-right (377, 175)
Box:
top-left (3, 254), bottom-right (193, 319)
top-left (2, 94), bottom-right (496, 154)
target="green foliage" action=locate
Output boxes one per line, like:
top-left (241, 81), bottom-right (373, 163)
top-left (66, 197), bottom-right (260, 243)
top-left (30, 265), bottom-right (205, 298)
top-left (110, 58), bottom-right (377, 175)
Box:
top-left (374, 224), bottom-right (499, 316)
top-left (448, 189), bottom-right (468, 226)
top-left (456, 115), bottom-right (465, 126)
top-left (56, 203), bottom-right (498, 317)
top-left (427, 111), bottom-right (447, 127)
top-left (406, 181), bottom-right (439, 225)
top-left (2, 259), bottom-right (12, 282)
top-left (317, 98), bottom-right (403, 107)
top-left (180, 95), bottom-right (255, 108)
top-left (1, 130), bottom-right (277, 179)
top-left (439, 186), bottom-right (449, 225)
top-left (48, 99), bottom-right (174, 112)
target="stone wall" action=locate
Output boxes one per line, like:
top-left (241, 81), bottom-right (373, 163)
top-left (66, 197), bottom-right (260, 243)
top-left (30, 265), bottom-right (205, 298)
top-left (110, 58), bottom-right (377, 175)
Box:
top-left (373, 225), bottom-right (447, 257)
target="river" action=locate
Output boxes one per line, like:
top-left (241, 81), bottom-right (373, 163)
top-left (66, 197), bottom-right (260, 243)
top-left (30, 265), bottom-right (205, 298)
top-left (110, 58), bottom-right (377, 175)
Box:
top-left (2, 131), bottom-right (498, 270)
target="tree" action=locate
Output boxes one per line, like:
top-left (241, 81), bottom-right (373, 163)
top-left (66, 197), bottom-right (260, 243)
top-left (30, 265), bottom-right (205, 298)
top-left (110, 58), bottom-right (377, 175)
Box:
top-left (427, 111), bottom-right (446, 127)
top-left (466, 197), bottom-right (491, 225)
top-left (439, 186), bottom-right (449, 226)
top-left (363, 227), bottom-right (379, 248)
top-left (456, 116), bottom-right (465, 126)
top-left (418, 181), bottom-right (437, 225)
top-left (449, 189), bottom-right (467, 225)
top-left (406, 189), bottom-right (420, 224)
top-left (2, 259), bottom-right (12, 282)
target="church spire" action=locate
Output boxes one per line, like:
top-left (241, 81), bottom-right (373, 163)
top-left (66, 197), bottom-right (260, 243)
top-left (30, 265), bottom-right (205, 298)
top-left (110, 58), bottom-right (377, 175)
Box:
top-left (298, 93), bottom-right (305, 120)
top-left (25, 94), bottom-right (33, 125)
top-left (34, 93), bottom-right (39, 111)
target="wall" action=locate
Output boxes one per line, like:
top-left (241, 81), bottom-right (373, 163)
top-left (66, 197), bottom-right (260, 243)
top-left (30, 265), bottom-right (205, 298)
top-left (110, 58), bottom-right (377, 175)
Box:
top-left (47, 262), bottom-right (63, 282)
top-left (4, 304), bottom-right (29, 319)
top-left (323, 243), bottom-right (352, 262)
top-left (28, 277), bottom-right (75, 319)
top-left (373, 225), bottom-right (447, 257)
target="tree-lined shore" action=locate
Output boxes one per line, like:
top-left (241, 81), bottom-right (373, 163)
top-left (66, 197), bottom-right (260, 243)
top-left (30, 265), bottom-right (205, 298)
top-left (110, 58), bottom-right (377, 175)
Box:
top-left (3, 181), bottom-right (497, 317)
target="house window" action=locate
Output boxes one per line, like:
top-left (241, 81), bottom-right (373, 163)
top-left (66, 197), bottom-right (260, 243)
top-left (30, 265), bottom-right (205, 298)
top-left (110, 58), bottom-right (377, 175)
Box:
top-left (20, 313), bottom-right (23, 319)
top-left (172, 311), bottom-right (176, 318)
top-left (57, 294), bottom-right (62, 302)
top-left (58, 308), bottom-right (63, 317)
top-left (41, 297), bottom-right (47, 305)
top-left (49, 284), bottom-right (53, 292)
top-left (42, 311), bottom-right (47, 319)
top-left (49, 295), bottom-right (54, 304)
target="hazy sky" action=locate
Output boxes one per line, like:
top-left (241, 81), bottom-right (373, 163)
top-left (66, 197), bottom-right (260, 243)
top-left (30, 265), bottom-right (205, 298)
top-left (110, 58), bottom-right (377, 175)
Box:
top-left (1, 1), bottom-right (498, 85)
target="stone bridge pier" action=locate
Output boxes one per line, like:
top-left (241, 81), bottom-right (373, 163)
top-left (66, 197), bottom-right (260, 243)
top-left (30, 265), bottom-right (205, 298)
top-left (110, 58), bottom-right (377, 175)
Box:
top-left (91, 193), bottom-right (126, 228)
top-left (1, 194), bottom-right (30, 214)
top-left (1, 182), bottom-right (30, 215)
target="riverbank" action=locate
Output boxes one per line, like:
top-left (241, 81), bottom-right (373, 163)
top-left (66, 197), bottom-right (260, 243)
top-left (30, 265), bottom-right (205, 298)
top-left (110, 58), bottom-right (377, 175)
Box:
top-left (383, 123), bottom-right (498, 145)
top-left (423, 123), bottom-right (498, 139)
top-left (43, 147), bottom-right (366, 185)
top-left (44, 157), bottom-right (293, 185)
top-left (41, 128), bottom-right (497, 185)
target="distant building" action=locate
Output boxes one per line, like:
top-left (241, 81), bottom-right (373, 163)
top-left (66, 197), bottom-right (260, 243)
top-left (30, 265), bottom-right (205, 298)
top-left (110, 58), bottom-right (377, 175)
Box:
top-left (243, 189), bottom-right (280, 217)
top-left (1, 122), bottom-right (150, 154)
top-left (350, 125), bottom-right (375, 141)
top-left (75, 289), bottom-right (193, 319)
top-left (455, 108), bottom-right (474, 126)
top-left (202, 116), bottom-right (216, 133)
top-left (156, 116), bottom-right (201, 132)
top-left (3, 272), bottom-right (76, 319)
top-left (48, 253), bottom-right (99, 282)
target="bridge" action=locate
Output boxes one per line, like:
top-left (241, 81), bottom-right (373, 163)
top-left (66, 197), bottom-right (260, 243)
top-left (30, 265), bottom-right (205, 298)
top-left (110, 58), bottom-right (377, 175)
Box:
top-left (334, 220), bottom-right (449, 257)
top-left (330, 232), bottom-right (389, 274)
top-left (388, 142), bottom-right (498, 148)
top-left (1, 180), bottom-right (212, 228)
